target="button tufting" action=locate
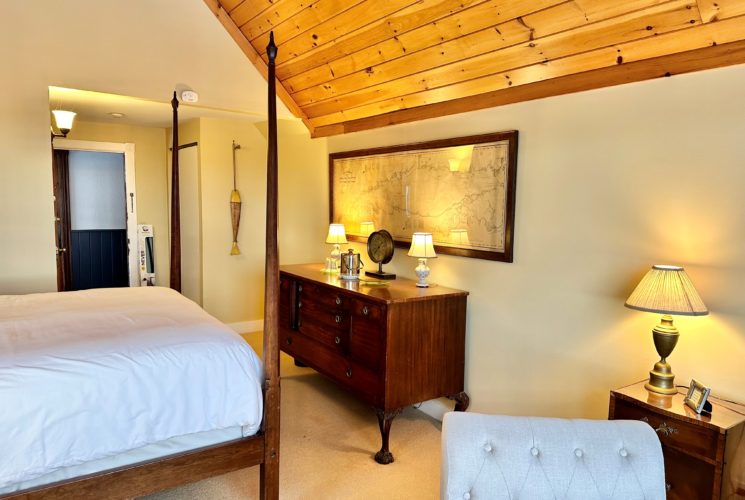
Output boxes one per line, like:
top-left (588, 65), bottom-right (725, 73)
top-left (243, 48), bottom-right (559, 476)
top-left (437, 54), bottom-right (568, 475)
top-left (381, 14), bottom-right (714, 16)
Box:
top-left (530, 447), bottom-right (539, 457)
top-left (574, 448), bottom-right (583, 458)
top-left (483, 443), bottom-right (493, 453)
top-left (619, 448), bottom-right (628, 457)
top-left (463, 492), bottom-right (471, 500)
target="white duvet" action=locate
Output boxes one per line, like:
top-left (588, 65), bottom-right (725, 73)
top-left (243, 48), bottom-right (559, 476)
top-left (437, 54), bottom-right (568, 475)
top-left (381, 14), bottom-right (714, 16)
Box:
top-left (0, 286), bottom-right (264, 490)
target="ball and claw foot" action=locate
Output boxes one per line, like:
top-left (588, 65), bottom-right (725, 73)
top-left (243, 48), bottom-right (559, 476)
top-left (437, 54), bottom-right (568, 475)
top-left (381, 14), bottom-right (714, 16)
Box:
top-left (374, 450), bottom-right (394, 464)
top-left (447, 391), bottom-right (470, 412)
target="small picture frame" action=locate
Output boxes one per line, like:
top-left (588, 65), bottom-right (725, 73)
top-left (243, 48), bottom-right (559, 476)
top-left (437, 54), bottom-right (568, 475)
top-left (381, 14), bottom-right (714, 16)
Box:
top-left (684, 379), bottom-right (712, 414)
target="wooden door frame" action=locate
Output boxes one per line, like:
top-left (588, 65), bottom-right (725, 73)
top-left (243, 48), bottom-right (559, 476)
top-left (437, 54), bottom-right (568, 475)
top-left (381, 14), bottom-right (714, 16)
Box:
top-left (52, 138), bottom-right (139, 287)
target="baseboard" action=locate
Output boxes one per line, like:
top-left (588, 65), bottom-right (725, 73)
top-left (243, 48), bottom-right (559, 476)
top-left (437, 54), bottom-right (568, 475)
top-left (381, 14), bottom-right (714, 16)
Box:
top-left (226, 320), bottom-right (264, 334)
top-left (416, 398), bottom-right (452, 422)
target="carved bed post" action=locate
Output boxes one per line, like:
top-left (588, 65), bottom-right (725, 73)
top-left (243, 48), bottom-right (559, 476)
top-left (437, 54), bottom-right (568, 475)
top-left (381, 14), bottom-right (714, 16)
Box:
top-left (260, 31), bottom-right (280, 500)
top-left (169, 91), bottom-right (181, 292)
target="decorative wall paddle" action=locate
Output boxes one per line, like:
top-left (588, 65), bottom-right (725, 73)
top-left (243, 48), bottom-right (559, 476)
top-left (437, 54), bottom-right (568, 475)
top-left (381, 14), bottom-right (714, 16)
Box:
top-left (230, 140), bottom-right (242, 255)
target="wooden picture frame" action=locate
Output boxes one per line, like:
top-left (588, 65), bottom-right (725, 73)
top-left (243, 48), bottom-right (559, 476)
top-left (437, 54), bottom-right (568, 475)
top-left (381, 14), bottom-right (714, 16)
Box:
top-left (329, 131), bottom-right (518, 262)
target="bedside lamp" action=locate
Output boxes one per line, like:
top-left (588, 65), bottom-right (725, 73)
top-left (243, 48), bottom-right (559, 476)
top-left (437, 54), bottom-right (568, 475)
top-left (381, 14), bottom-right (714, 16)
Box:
top-left (324, 223), bottom-right (347, 273)
top-left (625, 265), bottom-right (708, 395)
top-left (408, 232), bottom-right (437, 287)
top-left (359, 221), bottom-right (375, 237)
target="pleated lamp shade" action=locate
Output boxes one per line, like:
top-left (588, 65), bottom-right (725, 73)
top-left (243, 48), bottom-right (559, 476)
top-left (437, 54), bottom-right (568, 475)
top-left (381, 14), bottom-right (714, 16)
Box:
top-left (625, 265), bottom-right (708, 316)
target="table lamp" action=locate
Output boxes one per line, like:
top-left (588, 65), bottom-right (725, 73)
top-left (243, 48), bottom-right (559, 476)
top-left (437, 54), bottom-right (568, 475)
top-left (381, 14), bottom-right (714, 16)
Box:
top-left (408, 232), bottom-right (437, 287)
top-left (625, 265), bottom-right (708, 394)
top-left (324, 223), bottom-right (347, 273)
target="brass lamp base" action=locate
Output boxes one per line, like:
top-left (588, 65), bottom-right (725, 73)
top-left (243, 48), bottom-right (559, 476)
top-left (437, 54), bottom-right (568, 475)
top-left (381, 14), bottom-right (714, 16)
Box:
top-left (645, 314), bottom-right (680, 395)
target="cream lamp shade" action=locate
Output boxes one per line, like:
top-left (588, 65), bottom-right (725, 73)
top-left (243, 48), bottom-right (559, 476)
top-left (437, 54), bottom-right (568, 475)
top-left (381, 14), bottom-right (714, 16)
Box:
top-left (323, 223), bottom-right (347, 273)
top-left (408, 232), bottom-right (437, 258)
top-left (52, 110), bottom-right (76, 136)
top-left (625, 265), bottom-right (708, 395)
top-left (408, 232), bottom-right (436, 287)
top-left (359, 221), bottom-right (375, 237)
top-left (325, 223), bottom-right (348, 244)
top-left (625, 265), bottom-right (708, 316)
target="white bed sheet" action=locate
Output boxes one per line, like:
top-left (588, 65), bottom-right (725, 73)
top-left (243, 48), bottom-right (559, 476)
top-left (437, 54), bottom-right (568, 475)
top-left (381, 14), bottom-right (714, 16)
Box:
top-left (0, 287), bottom-right (264, 491)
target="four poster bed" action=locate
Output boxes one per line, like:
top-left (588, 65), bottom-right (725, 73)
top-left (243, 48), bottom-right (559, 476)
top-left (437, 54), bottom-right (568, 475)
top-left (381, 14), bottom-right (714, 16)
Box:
top-left (0, 35), bottom-right (282, 499)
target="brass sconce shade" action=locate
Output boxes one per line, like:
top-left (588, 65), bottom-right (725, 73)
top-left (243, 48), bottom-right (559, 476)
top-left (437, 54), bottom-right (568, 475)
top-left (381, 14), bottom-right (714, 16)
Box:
top-left (625, 265), bottom-right (708, 395)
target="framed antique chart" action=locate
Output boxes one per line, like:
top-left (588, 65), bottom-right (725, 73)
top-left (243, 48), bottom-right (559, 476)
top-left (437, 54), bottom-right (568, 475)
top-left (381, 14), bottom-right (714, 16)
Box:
top-left (330, 131), bottom-right (518, 262)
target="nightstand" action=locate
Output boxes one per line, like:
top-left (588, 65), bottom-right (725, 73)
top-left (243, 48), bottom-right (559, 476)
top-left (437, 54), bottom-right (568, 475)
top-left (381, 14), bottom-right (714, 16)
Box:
top-left (609, 381), bottom-right (745, 499)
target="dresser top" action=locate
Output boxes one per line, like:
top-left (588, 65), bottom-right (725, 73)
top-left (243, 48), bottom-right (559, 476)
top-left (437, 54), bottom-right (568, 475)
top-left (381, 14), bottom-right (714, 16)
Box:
top-left (612, 381), bottom-right (745, 432)
top-left (280, 263), bottom-right (468, 304)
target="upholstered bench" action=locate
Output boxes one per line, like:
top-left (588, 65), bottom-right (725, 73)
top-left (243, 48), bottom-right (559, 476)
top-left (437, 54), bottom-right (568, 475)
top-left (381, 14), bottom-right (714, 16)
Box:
top-left (441, 412), bottom-right (665, 499)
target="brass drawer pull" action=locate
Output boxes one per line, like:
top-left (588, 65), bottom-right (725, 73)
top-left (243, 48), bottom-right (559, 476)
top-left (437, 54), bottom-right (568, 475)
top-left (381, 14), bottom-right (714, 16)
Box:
top-left (640, 417), bottom-right (678, 436)
top-left (335, 296), bottom-right (342, 305)
top-left (298, 301), bottom-right (302, 308)
top-left (346, 368), bottom-right (352, 378)
top-left (335, 314), bottom-right (342, 323)
top-left (335, 336), bottom-right (341, 345)
top-left (362, 305), bottom-right (369, 315)
top-left (298, 284), bottom-right (303, 292)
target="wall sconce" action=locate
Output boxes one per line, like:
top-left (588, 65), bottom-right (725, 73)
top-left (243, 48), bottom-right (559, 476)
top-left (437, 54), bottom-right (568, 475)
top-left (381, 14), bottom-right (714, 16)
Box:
top-left (408, 232), bottom-right (437, 287)
top-left (359, 221), bottom-right (375, 237)
top-left (449, 229), bottom-right (470, 246)
top-left (323, 223), bottom-right (347, 273)
top-left (51, 110), bottom-right (76, 137)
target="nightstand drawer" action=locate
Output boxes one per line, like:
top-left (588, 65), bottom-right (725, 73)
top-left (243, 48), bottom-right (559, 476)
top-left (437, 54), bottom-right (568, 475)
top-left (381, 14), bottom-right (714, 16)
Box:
top-left (613, 398), bottom-right (719, 461)
top-left (663, 446), bottom-right (716, 500)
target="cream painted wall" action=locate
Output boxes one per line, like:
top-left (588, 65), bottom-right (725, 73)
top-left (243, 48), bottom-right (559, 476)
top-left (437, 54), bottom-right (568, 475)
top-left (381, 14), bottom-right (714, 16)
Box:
top-left (0, 0), bottom-right (289, 294)
top-left (327, 65), bottom-right (745, 418)
top-left (67, 121), bottom-right (169, 286)
top-left (179, 118), bottom-right (327, 324)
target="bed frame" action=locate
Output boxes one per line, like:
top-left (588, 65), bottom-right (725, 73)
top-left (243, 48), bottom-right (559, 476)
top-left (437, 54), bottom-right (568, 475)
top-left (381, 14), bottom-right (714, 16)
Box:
top-left (3, 34), bottom-right (282, 500)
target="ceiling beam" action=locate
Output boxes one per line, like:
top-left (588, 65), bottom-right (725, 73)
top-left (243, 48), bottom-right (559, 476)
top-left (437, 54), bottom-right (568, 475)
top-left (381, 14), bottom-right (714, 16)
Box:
top-left (311, 39), bottom-right (745, 137)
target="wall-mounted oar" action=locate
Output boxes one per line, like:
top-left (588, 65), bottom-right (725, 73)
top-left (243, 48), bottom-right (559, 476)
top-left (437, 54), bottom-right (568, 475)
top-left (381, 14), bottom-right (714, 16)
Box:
top-left (230, 140), bottom-right (242, 255)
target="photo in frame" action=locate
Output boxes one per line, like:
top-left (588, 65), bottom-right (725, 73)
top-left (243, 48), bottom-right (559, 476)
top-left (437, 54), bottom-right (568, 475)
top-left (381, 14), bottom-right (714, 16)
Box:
top-left (329, 131), bottom-right (519, 262)
top-left (684, 378), bottom-right (712, 414)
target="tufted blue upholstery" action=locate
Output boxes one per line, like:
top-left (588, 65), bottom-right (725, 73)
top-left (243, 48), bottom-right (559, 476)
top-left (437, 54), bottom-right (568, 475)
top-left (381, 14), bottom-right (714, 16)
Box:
top-left (442, 412), bottom-right (665, 500)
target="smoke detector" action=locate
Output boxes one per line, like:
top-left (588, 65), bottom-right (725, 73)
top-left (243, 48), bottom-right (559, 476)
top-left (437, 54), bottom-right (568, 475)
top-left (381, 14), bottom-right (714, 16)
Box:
top-left (181, 90), bottom-right (199, 103)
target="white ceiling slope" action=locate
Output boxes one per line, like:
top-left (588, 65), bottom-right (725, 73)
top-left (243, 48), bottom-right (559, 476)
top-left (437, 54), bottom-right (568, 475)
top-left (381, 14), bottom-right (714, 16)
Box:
top-left (1, 0), bottom-right (291, 122)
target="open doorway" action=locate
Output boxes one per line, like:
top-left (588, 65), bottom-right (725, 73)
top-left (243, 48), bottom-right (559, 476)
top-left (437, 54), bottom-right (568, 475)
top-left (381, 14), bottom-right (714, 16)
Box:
top-left (52, 138), bottom-right (138, 291)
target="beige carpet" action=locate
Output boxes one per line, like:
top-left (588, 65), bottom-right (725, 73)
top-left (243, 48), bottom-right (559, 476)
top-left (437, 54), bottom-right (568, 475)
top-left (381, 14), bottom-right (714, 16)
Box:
top-left (143, 332), bottom-right (442, 500)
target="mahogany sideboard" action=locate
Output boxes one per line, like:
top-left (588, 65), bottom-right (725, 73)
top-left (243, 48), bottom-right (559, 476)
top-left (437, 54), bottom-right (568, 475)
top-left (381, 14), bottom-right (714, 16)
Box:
top-left (278, 263), bottom-right (469, 464)
top-left (609, 381), bottom-right (745, 499)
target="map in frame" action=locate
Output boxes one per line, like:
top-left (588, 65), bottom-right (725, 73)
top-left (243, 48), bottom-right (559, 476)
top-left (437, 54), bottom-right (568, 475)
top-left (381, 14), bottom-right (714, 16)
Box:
top-left (330, 131), bottom-right (518, 262)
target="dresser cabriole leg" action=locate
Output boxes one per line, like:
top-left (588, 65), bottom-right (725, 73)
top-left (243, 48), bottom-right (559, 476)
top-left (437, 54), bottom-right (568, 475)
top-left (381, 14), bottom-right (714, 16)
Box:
top-left (447, 391), bottom-right (470, 412)
top-left (374, 408), bottom-right (402, 464)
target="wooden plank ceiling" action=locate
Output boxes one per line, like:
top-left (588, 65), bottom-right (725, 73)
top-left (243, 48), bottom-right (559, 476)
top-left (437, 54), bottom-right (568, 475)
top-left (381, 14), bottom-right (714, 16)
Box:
top-left (204, 0), bottom-right (745, 137)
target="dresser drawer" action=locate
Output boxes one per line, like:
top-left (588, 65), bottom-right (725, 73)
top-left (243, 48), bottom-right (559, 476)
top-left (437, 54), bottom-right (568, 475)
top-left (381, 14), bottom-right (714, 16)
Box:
top-left (350, 300), bottom-right (385, 371)
top-left (613, 398), bottom-right (719, 461)
top-left (298, 280), bottom-right (348, 309)
top-left (280, 328), bottom-right (382, 406)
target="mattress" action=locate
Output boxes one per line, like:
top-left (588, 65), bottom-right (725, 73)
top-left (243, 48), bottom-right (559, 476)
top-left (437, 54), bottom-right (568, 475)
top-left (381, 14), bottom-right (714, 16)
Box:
top-left (0, 287), bottom-right (264, 492)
